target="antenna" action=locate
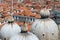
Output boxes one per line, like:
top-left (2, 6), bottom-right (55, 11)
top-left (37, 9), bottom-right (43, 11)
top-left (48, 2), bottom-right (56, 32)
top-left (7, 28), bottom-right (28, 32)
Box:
top-left (10, 0), bottom-right (14, 17)
top-left (12, 0), bottom-right (13, 12)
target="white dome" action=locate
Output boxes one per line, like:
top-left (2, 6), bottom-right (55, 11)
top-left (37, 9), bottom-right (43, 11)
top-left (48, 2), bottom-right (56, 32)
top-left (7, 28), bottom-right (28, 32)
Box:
top-left (58, 24), bottom-right (60, 29)
top-left (40, 8), bottom-right (50, 16)
top-left (9, 32), bottom-right (39, 40)
top-left (58, 24), bottom-right (60, 37)
top-left (31, 18), bottom-right (58, 40)
top-left (0, 23), bottom-right (21, 38)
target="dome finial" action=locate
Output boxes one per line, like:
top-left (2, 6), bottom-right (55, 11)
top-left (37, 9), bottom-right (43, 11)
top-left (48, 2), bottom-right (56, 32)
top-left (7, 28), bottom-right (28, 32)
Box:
top-left (6, 16), bottom-right (14, 23)
top-left (21, 22), bottom-right (28, 33)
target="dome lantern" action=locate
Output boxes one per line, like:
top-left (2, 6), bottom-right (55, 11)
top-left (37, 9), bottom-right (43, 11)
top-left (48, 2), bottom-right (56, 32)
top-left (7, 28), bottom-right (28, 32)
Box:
top-left (21, 22), bottom-right (28, 33)
top-left (40, 6), bottom-right (51, 19)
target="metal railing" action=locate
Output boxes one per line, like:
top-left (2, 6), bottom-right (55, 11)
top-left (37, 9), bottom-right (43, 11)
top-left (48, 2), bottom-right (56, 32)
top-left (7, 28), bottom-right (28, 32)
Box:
top-left (13, 15), bottom-right (38, 22)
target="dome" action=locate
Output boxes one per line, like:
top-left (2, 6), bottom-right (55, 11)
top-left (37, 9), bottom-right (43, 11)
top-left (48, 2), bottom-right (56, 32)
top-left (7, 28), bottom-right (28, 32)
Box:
top-left (9, 32), bottom-right (39, 40)
top-left (0, 23), bottom-right (21, 38)
top-left (31, 18), bottom-right (58, 40)
top-left (58, 24), bottom-right (60, 30)
top-left (58, 24), bottom-right (60, 38)
top-left (40, 8), bottom-right (50, 16)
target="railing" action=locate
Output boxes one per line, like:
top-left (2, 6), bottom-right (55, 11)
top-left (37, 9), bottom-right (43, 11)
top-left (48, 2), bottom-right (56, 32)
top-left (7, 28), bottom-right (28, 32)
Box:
top-left (13, 15), bottom-right (38, 22)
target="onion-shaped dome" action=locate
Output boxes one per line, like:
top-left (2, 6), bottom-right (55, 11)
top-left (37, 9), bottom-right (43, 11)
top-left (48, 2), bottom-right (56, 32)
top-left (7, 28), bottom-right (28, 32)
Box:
top-left (40, 8), bottom-right (50, 16)
top-left (31, 18), bottom-right (58, 40)
top-left (0, 16), bottom-right (21, 38)
top-left (0, 23), bottom-right (21, 38)
top-left (9, 22), bottom-right (39, 40)
top-left (31, 7), bottom-right (58, 40)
